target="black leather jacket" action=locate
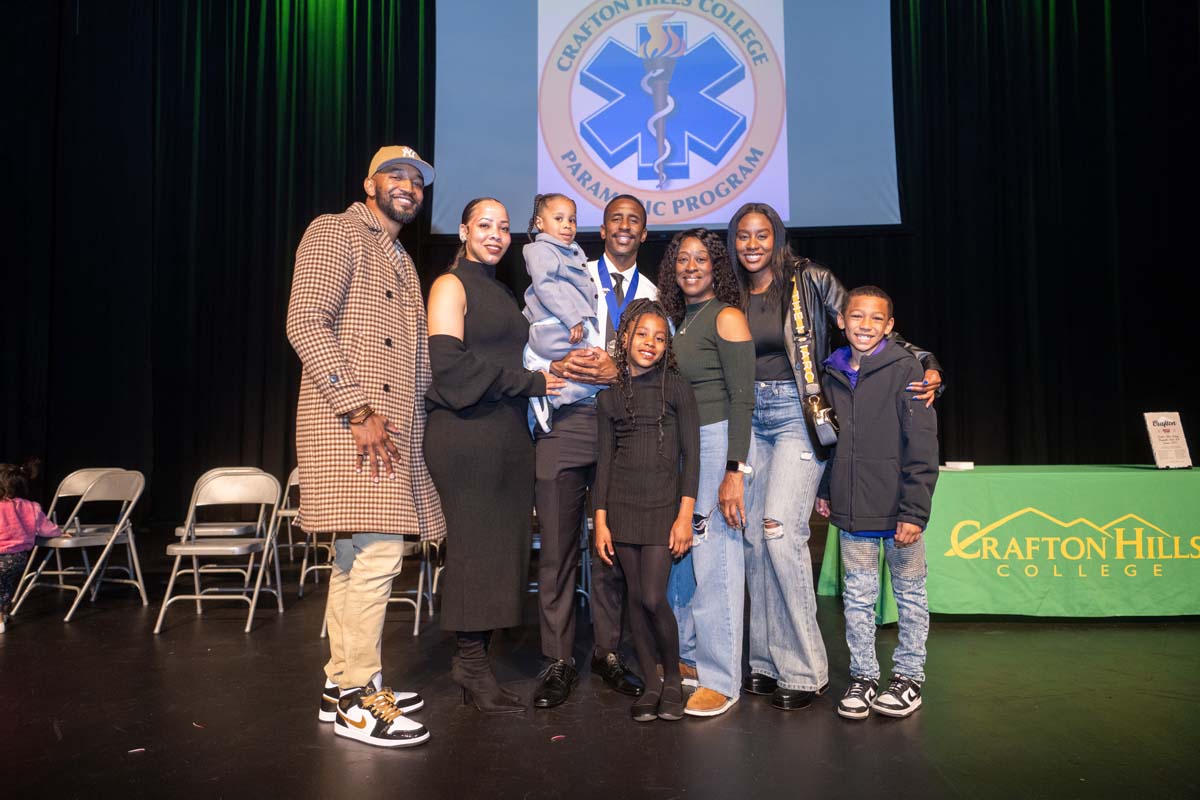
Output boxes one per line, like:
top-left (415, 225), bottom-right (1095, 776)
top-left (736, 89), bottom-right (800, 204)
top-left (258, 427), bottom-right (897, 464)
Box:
top-left (781, 261), bottom-right (943, 458)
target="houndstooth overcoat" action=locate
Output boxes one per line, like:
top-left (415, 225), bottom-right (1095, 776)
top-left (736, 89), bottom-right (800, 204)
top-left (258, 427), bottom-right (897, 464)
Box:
top-left (286, 202), bottom-right (446, 541)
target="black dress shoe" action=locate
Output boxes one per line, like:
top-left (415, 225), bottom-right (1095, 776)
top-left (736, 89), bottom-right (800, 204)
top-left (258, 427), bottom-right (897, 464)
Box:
top-left (533, 660), bottom-right (579, 709)
top-left (630, 692), bottom-right (660, 723)
top-left (657, 684), bottom-right (685, 721)
top-left (591, 651), bottom-right (644, 697)
top-left (770, 682), bottom-right (830, 711)
top-left (742, 673), bottom-right (778, 696)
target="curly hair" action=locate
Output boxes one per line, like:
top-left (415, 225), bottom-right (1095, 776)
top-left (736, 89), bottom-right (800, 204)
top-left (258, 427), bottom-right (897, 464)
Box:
top-left (656, 228), bottom-right (743, 326)
top-left (611, 299), bottom-right (678, 457)
top-left (526, 193), bottom-right (573, 241)
top-left (0, 458), bottom-right (40, 502)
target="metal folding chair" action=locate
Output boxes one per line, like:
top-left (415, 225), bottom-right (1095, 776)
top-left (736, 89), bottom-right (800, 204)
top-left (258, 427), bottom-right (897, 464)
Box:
top-left (15, 468), bottom-right (125, 596)
top-left (12, 470), bottom-right (148, 622)
top-left (173, 467), bottom-right (266, 583)
top-left (154, 470), bottom-right (283, 634)
top-left (317, 536), bottom-right (436, 638)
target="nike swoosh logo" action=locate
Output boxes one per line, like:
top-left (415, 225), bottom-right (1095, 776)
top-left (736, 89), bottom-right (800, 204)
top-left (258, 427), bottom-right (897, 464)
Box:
top-left (338, 711), bottom-right (367, 729)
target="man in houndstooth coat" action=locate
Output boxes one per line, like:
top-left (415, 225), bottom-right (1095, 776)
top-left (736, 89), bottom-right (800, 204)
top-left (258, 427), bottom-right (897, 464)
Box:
top-left (286, 146), bottom-right (445, 749)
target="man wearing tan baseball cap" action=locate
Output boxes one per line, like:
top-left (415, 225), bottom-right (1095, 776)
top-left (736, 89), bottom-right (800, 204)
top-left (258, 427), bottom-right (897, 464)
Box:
top-left (287, 145), bottom-right (445, 748)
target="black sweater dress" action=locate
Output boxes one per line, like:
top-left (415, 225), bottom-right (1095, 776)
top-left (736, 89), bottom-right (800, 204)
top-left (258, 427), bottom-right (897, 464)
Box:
top-left (424, 260), bottom-right (546, 631)
top-left (594, 369), bottom-right (701, 545)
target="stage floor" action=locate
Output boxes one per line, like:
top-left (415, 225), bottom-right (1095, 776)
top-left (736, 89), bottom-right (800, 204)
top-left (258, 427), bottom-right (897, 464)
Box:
top-left (2, 542), bottom-right (1197, 799)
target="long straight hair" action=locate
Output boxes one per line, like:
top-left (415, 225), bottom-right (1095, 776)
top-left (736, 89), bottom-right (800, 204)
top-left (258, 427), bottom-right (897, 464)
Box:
top-left (727, 202), bottom-right (807, 312)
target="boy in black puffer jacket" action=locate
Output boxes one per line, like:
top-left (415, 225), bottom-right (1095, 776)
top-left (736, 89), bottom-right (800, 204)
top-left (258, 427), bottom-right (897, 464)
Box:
top-left (815, 285), bottom-right (939, 720)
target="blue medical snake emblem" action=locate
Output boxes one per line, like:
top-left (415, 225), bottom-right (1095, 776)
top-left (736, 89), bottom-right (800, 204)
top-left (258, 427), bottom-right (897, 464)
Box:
top-left (579, 16), bottom-right (748, 188)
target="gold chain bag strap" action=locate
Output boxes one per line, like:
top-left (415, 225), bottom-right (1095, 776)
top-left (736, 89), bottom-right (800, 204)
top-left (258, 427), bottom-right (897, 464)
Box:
top-left (791, 274), bottom-right (839, 446)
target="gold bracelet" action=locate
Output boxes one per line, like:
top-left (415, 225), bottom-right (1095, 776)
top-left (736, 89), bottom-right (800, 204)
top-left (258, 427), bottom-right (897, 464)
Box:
top-left (347, 404), bottom-right (374, 425)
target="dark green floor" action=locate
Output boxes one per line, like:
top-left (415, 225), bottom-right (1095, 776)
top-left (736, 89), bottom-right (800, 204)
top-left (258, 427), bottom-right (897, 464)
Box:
top-left (2, 541), bottom-right (1196, 799)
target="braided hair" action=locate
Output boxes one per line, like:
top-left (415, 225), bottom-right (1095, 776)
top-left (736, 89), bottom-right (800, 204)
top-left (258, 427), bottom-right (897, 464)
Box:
top-left (0, 458), bottom-right (40, 502)
top-left (656, 228), bottom-right (744, 326)
top-left (611, 299), bottom-right (678, 457)
top-left (526, 193), bottom-right (572, 241)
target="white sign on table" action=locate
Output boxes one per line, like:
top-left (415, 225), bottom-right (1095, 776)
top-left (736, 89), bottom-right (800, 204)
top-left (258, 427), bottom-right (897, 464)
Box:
top-left (1144, 412), bottom-right (1192, 469)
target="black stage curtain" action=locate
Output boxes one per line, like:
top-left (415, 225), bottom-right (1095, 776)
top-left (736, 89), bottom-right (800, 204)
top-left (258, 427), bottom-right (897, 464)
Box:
top-left (4, 1), bottom-right (1198, 520)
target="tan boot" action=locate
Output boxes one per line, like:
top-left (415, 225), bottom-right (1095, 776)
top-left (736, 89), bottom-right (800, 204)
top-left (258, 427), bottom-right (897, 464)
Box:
top-left (685, 686), bottom-right (737, 717)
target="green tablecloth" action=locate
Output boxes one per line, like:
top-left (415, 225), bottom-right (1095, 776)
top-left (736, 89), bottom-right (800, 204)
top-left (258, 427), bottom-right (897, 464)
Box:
top-left (816, 465), bottom-right (1200, 622)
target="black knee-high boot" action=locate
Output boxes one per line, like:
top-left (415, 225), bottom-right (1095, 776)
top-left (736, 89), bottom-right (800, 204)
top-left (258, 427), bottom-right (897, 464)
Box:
top-left (451, 631), bottom-right (525, 714)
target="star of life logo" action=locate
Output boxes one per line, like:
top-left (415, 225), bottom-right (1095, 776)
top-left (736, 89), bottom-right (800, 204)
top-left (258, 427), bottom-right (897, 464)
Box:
top-left (538, 0), bottom-right (787, 226)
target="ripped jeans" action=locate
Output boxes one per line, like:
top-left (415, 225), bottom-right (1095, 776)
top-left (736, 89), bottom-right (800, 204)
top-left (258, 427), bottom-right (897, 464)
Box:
top-left (743, 380), bottom-right (829, 691)
top-left (667, 420), bottom-right (751, 699)
top-left (840, 532), bottom-right (929, 683)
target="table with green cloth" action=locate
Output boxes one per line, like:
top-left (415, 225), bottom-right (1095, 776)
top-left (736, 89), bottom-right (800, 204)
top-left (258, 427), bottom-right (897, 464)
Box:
top-left (816, 465), bottom-right (1200, 623)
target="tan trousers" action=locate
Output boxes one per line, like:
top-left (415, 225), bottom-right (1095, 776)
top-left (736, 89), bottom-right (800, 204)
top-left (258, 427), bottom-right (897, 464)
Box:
top-left (323, 533), bottom-right (409, 689)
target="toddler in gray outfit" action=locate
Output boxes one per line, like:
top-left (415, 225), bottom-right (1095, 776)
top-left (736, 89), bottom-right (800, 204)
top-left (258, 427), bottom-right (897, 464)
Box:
top-left (521, 193), bottom-right (602, 432)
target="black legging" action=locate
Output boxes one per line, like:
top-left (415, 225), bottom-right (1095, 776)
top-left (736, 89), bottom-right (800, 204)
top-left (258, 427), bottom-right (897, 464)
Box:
top-left (614, 543), bottom-right (679, 695)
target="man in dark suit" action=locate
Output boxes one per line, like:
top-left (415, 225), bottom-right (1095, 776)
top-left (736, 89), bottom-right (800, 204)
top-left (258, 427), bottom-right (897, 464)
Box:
top-left (532, 195), bottom-right (659, 708)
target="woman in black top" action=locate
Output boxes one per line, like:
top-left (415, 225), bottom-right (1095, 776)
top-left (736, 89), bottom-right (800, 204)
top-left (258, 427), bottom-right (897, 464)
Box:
top-left (425, 198), bottom-right (565, 713)
top-left (593, 299), bottom-right (700, 722)
top-left (727, 202), bottom-right (943, 711)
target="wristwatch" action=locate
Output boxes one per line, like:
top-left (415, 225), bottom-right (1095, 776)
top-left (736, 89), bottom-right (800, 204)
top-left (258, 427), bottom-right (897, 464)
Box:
top-left (725, 460), bottom-right (753, 476)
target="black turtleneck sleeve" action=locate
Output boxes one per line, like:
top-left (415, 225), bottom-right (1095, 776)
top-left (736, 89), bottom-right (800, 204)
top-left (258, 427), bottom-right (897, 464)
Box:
top-left (426, 334), bottom-right (546, 411)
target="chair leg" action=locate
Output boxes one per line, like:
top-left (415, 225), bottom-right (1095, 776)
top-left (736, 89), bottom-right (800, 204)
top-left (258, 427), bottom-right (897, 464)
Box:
top-left (16, 545), bottom-right (38, 594)
top-left (12, 549), bottom-right (55, 615)
top-left (413, 561), bottom-right (423, 637)
top-left (269, 536), bottom-right (284, 613)
top-left (128, 535), bottom-right (148, 606)
top-left (89, 549), bottom-right (109, 602)
top-left (320, 612), bottom-right (328, 639)
top-left (55, 548), bottom-right (64, 586)
top-left (244, 549), bottom-right (270, 633)
top-left (191, 557), bottom-right (203, 614)
top-left (285, 519), bottom-right (295, 564)
top-left (298, 532), bottom-right (312, 598)
top-left (154, 555), bottom-right (183, 634)
top-left (67, 536), bottom-right (123, 622)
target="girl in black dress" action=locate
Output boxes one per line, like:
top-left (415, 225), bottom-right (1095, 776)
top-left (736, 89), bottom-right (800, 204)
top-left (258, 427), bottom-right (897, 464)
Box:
top-left (593, 299), bottom-right (700, 722)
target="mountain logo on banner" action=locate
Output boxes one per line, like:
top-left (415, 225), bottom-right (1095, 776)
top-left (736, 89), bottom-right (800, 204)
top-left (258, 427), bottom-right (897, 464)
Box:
top-left (942, 507), bottom-right (1200, 579)
top-left (540, 1), bottom-right (786, 224)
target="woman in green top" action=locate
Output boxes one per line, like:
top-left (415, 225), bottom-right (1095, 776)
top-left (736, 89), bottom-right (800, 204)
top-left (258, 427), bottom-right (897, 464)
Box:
top-left (658, 228), bottom-right (756, 717)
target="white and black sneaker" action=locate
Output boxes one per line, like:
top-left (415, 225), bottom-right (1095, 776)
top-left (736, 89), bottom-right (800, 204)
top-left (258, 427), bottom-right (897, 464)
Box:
top-left (334, 686), bottom-right (430, 748)
top-left (872, 674), bottom-right (922, 718)
top-left (530, 396), bottom-right (553, 434)
top-left (320, 673), bottom-right (423, 722)
top-left (836, 676), bottom-right (878, 720)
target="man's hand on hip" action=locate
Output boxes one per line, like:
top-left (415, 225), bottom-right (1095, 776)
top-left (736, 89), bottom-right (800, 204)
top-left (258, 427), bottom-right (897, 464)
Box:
top-left (351, 413), bottom-right (402, 482)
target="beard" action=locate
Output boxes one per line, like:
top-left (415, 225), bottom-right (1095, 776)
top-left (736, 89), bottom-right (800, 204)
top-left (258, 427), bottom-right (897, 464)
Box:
top-left (377, 191), bottom-right (420, 225)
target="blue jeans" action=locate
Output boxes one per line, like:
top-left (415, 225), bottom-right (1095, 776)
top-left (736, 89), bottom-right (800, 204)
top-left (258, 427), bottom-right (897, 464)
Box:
top-left (839, 532), bottom-right (929, 683)
top-left (667, 420), bottom-right (752, 699)
top-left (744, 381), bottom-right (829, 691)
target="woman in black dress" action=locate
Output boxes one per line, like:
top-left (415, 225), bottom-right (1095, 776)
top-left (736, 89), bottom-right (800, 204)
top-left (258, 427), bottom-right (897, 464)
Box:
top-left (425, 198), bottom-right (564, 713)
top-left (593, 300), bottom-right (700, 722)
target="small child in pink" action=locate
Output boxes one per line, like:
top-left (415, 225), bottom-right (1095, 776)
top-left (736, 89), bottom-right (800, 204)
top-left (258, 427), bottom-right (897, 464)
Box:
top-left (0, 460), bottom-right (64, 631)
